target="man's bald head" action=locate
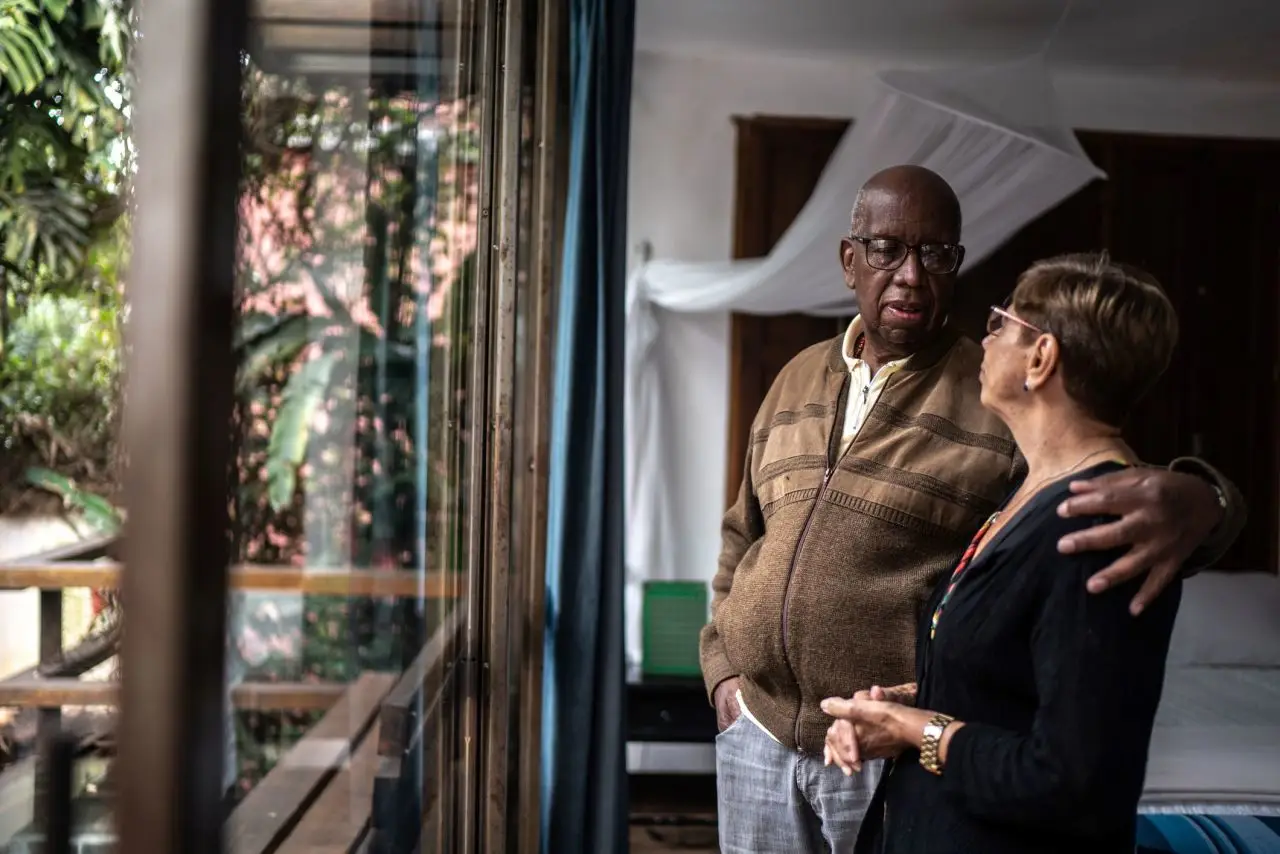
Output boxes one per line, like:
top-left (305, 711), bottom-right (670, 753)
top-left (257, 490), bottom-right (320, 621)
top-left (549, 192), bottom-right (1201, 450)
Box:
top-left (850, 165), bottom-right (961, 240)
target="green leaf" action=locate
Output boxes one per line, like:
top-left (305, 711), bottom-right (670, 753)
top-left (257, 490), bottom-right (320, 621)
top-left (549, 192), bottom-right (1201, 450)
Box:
top-left (0, 29), bottom-right (42, 92)
top-left (24, 466), bottom-right (123, 533)
top-left (75, 491), bottom-right (122, 532)
top-left (265, 352), bottom-right (338, 511)
top-left (235, 312), bottom-right (312, 392)
top-left (81, 0), bottom-right (104, 30)
top-left (40, 0), bottom-right (66, 22)
top-left (96, 3), bottom-right (125, 65)
top-left (0, 184), bottom-right (92, 272)
top-left (235, 310), bottom-right (304, 350)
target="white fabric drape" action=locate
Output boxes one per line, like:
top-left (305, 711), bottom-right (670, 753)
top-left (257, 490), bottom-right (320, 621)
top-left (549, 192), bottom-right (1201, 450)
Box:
top-left (624, 56), bottom-right (1106, 629)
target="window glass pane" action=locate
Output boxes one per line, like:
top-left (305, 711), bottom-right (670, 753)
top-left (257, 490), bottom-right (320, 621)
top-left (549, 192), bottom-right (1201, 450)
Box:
top-left (224, 2), bottom-right (479, 850)
top-left (0, 2), bottom-right (494, 850)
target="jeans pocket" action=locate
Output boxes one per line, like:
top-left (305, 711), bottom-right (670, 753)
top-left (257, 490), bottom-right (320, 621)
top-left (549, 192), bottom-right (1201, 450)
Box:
top-left (716, 712), bottom-right (749, 740)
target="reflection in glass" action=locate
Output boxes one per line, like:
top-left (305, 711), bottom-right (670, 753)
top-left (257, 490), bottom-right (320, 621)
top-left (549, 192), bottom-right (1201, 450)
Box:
top-left (220, 4), bottom-right (478, 852)
top-left (0, 2), bottom-right (511, 850)
top-left (222, 3), bottom-right (481, 848)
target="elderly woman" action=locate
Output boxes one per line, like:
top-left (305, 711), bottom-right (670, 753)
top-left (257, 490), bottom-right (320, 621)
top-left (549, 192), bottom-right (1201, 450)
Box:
top-left (823, 253), bottom-right (1185, 854)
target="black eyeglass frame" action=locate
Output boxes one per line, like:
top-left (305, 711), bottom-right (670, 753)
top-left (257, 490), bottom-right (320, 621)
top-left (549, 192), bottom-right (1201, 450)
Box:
top-left (847, 234), bottom-right (966, 275)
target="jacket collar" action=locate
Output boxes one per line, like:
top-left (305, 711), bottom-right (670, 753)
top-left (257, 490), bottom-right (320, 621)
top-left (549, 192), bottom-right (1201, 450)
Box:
top-left (826, 324), bottom-right (963, 374)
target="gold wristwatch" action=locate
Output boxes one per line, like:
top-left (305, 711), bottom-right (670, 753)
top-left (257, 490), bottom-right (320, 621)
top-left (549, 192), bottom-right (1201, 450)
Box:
top-left (919, 713), bottom-right (955, 776)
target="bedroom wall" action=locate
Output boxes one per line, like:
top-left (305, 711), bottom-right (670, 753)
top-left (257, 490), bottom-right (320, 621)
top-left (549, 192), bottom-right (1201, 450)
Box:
top-left (624, 47), bottom-right (1280, 664)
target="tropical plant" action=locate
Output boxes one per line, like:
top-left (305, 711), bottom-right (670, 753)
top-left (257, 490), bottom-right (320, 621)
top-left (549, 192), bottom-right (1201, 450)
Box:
top-left (233, 69), bottom-right (479, 529)
top-left (235, 301), bottom-right (389, 512)
top-left (0, 292), bottom-right (121, 515)
top-left (0, 0), bottom-right (130, 344)
top-left (0, 0), bottom-right (131, 515)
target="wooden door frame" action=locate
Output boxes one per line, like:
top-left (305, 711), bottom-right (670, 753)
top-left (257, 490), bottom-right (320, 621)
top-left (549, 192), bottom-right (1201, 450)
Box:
top-left (724, 115), bottom-right (851, 508)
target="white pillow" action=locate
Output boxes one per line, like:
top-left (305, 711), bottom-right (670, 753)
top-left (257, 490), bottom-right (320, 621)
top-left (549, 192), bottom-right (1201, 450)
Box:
top-left (1167, 572), bottom-right (1280, 667)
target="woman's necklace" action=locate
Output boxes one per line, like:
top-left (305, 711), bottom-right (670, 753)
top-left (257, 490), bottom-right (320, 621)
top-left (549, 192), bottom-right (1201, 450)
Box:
top-left (930, 445), bottom-right (1129, 639)
top-left (984, 446), bottom-right (1127, 543)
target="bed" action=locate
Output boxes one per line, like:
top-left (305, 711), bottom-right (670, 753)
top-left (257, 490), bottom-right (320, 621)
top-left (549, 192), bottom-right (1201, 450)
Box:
top-left (1144, 665), bottom-right (1280, 815)
top-left (1140, 572), bottom-right (1280, 815)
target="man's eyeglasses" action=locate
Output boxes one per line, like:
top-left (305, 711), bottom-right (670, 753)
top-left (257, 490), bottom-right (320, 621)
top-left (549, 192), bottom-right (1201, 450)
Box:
top-left (848, 235), bottom-right (965, 275)
top-left (986, 304), bottom-right (1044, 337)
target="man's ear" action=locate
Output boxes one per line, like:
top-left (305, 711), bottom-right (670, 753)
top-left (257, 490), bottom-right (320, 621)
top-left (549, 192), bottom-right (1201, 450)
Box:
top-left (839, 239), bottom-right (857, 289)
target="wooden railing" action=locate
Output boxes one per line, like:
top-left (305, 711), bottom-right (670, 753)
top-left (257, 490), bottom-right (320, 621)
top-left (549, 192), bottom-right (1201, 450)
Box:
top-left (0, 534), bottom-right (465, 852)
top-left (0, 678), bottom-right (348, 711)
top-left (0, 535), bottom-right (458, 716)
top-left (227, 608), bottom-right (465, 853)
top-left (0, 560), bottom-right (455, 599)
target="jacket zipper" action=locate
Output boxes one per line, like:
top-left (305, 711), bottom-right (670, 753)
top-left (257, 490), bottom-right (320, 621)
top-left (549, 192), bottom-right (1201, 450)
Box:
top-left (780, 372), bottom-right (851, 749)
top-left (781, 368), bottom-right (901, 749)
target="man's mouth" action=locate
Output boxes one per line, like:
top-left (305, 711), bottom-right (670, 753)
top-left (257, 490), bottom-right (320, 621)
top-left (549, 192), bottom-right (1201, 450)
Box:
top-left (883, 301), bottom-right (927, 323)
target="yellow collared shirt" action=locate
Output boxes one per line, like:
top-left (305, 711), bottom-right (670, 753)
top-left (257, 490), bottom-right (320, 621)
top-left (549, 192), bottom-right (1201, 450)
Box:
top-left (839, 316), bottom-right (909, 458)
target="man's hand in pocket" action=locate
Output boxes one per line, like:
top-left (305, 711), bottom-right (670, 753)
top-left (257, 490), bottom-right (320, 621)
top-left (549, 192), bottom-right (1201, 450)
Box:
top-left (714, 677), bottom-right (743, 732)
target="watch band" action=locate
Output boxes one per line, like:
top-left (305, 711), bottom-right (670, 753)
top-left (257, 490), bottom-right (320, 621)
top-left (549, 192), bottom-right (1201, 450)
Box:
top-left (919, 712), bottom-right (955, 776)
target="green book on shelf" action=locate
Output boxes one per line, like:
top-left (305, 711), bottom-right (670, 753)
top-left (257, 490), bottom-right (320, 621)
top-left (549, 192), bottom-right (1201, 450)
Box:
top-left (641, 580), bottom-right (708, 678)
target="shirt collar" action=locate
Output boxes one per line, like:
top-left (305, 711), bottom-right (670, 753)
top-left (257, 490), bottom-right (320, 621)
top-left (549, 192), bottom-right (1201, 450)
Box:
top-left (841, 315), bottom-right (910, 373)
top-left (841, 315), bottom-right (865, 371)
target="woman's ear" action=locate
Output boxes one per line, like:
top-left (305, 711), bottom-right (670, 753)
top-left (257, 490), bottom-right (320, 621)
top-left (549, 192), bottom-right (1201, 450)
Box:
top-left (1023, 334), bottom-right (1059, 392)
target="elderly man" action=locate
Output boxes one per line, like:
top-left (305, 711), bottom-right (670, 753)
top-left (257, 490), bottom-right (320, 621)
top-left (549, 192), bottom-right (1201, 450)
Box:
top-left (700, 165), bottom-right (1243, 853)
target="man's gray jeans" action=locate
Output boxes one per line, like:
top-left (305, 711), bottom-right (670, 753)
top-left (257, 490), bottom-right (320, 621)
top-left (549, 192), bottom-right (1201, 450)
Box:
top-left (716, 714), bottom-right (883, 853)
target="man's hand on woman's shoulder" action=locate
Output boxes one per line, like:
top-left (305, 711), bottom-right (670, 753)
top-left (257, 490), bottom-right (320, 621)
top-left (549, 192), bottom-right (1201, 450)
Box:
top-left (1056, 467), bottom-right (1224, 615)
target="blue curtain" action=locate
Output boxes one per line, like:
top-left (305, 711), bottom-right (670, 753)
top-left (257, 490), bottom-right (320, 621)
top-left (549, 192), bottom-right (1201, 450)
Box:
top-left (540, 0), bottom-right (634, 851)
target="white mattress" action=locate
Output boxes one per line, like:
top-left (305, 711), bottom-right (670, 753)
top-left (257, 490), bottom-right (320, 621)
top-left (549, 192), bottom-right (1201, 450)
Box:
top-left (1142, 665), bottom-right (1280, 813)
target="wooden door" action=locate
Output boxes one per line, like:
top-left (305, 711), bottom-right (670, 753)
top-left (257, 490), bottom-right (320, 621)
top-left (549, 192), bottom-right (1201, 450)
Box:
top-left (724, 116), bottom-right (850, 506)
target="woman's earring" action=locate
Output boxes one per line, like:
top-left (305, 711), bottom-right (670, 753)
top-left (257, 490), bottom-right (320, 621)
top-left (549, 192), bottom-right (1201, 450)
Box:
top-left (1023, 380), bottom-right (1029, 392)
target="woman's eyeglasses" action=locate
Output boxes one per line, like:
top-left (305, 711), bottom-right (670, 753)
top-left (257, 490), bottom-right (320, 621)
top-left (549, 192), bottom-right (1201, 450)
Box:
top-left (986, 305), bottom-right (1044, 337)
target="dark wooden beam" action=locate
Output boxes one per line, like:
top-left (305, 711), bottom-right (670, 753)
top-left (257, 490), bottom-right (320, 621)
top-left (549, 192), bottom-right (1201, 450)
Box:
top-left (116, 0), bottom-right (247, 847)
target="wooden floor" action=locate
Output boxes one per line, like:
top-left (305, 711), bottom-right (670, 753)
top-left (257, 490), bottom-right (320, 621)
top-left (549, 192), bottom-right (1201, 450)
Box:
top-left (629, 824), bottom-right (717, 852)
top-left (629, 773), bottom-right (717, 853)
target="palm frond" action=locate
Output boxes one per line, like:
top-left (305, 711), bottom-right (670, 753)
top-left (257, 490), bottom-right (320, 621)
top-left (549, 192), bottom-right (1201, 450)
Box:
top-left (0, 180), bottom-right (92, 276)
top-left (0, 0), bottom-right (55, 95)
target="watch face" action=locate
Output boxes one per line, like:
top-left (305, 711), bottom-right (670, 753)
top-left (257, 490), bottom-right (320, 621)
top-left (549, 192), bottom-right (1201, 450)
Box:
top-left (924, 724), bottom-right (944, 739)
